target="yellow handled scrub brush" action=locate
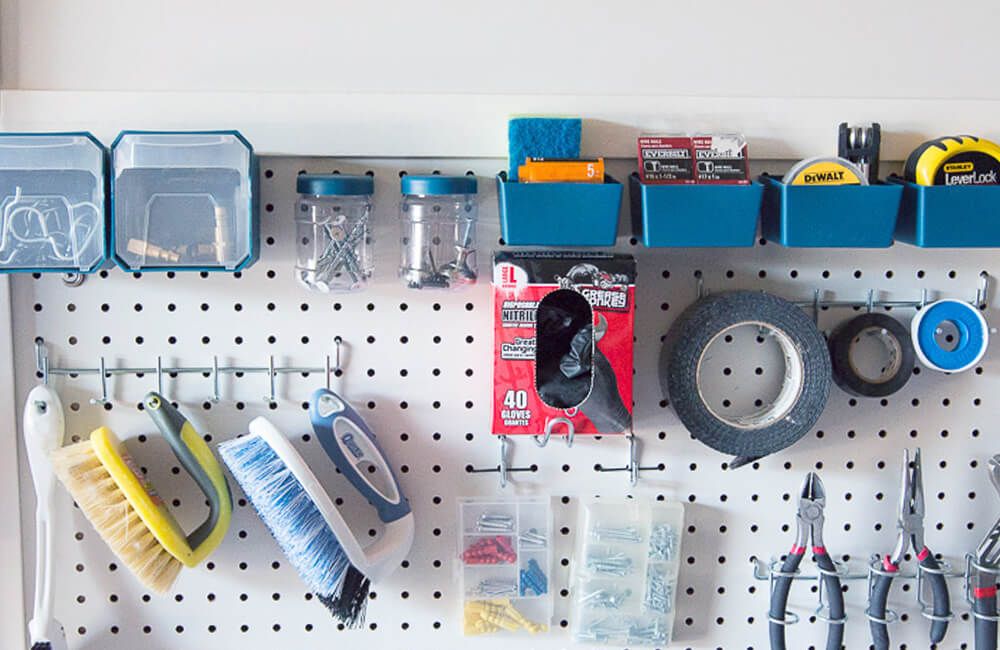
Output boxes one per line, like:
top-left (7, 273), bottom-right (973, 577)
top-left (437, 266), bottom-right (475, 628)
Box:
top-left (49, 392), bottom-right (232, 594)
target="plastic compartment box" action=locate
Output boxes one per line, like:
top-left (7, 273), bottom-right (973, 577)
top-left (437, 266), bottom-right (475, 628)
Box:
top-left (759, 174), bottom-right (903, 248)
top-left (111, 131), bottom-right (258, 271)
top-left (496, 172), bottom-right (623, 246)
top-left (572, 499), bottom-right (684, 646)
top-left (458, 496), bottom-right (553, 636)
top-left (0, 133), bottom-right (107, 273)
top-left (891, 176), bottom-right (1000, 247)
top-left (629, 173), bottom-right (762, 247)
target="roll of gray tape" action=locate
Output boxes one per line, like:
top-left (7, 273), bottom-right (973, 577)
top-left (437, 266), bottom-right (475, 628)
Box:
top-left (661, 291), bottom-right (831, 460)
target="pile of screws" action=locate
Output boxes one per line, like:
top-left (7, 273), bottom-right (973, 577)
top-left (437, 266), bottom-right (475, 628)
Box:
top-left (644, 567), bottom-right (673, 614)
top-left (471, 578), bottom-right (518, 598)
top-left (477, 513), bottom-right (515, 533)
top-left (592, 526), bottom-right (642, 543)
top-left (577, 616), bottom-right (667, 645)
top-left (648, 524), bottom-right (678, 562)
top-left (585, 551), bottom-right (634, 576)
top-left (463, 535), bottom-right (517, 565)
top-left (519, 558), bottom-right (548, 596)
top-left (308, 219), bottom-right (370, 290)
top-left (579, 587), bottom-right (632, 609)
top-left (518, 528), bottom-right (546, 549)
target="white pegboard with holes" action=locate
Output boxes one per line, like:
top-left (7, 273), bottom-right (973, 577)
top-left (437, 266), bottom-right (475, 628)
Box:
top-left (9, 156), bottom-right (1000, 650)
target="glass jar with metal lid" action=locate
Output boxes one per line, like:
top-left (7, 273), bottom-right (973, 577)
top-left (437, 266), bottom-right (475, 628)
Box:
top-left (295, 173), bottom-right (374, 292)
top-left (399, 174), bottom-right (478, 290)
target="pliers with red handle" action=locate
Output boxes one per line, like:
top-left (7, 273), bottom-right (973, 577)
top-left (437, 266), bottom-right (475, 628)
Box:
top-left (970, 455), bottom-right (1000, 650)
top-left (868, 448), bottom-right (951, 650)
top-left (768, 472), bottom-right (845, 650)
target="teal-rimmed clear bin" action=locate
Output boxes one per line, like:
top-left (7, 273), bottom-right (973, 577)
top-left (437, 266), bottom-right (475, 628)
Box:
top-left (890, 175), bottom-right (1000, 247)
top-left (111, 130), bottom-right (258, 272)
top-left (0, 133), bottom-right (107, 273)
top-left (760, 174), bottom-right (902, 248)
top-left (629, 173), bottom-right (762, 247)
top-left (497, 172), bottom-right (623, 246)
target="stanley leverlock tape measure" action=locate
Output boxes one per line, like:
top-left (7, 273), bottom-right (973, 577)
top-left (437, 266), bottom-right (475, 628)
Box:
top-left (903, 135), bottom-right (1000, 186)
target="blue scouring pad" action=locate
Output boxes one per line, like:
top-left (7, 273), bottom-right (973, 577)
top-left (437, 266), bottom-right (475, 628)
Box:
top-left (508, 117), bottom-right (581, 181)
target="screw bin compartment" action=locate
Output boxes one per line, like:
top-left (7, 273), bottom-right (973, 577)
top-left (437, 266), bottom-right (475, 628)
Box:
top-left (111, 131), bottom-right (258, 272)
top-left (0, 133), bottom-right (108, 273)
top-left (457, 496), bottom-right (553, 636)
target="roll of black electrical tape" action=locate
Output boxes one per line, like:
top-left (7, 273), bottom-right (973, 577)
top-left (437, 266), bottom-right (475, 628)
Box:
top-left (661, 291), bottom-right (831, 460)
top-left (828, 313), bottom-right (915, 397)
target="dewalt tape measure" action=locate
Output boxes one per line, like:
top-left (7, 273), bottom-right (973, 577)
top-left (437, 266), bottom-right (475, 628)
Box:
top-left (903, 135), bottom-right (1000, 186)
top-left (783, 156), bottom-right (868, 186)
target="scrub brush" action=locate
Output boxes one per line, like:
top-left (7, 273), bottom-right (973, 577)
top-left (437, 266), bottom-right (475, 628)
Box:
top-left (23, 385), bottom-right (68, 650)
top-left (219, 387), bottom-right (414, 627)
top-left (49, 392), bottom-right (232, 594)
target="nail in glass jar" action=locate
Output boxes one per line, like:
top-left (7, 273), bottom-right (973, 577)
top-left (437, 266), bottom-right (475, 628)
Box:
top-left (295, 174), bottom-right (374, 292)
top-left (399, 175), bottom-right (478, 290)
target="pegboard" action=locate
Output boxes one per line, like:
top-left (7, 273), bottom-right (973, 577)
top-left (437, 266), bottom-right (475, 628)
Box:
top-left (10, 156), bottom-right (1000, 650)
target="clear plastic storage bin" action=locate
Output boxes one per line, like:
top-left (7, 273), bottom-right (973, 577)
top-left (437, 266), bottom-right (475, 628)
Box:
top-left (0, 133), bottom-right (107, 273)
top-left (399, 175), bottom-right (477, 289)
top-left (572, 499), bottom-right (684, 646)
top-left (457, 496), bottom-right (553, 636)
top-left (111, 131), bottom-right (257, 271)
top-left (295, 174), bottom-right (374, 292)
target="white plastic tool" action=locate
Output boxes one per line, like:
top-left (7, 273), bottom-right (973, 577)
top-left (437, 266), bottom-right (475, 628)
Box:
top-left (23, 385), bottom-right (68, 650)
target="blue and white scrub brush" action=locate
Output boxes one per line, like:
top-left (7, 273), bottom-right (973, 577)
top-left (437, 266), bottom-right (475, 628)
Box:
top-left (218, 388), bottom-right (414, 627)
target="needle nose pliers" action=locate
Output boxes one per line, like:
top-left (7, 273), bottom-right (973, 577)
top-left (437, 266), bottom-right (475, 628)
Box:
top-left (970, 455), bottom-right (1000, 650)
top-left (768, 472), bottom-right (845, 650)
top-left (868, 448), bottom-right (951, 650)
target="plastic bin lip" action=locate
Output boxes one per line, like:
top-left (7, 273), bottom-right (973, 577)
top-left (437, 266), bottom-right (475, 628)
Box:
top-left (497, 171), bottom-right (621, 186)
top-left (111, 129), bottom-right (253, 152)
top-left (630, 171), bottom-right (761, 188)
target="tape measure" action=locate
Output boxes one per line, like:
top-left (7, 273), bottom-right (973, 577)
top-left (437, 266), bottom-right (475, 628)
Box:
top-left (517, 157), bottom-right (605, 183)
top-left (903, 135), bottom-right (1000, 186)
top-left (783, 156), bottom-right (868, 186)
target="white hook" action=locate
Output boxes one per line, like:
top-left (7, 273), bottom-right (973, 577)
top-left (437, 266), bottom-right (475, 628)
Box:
top-left (89, 356), bottom-right (110, 406)
top-left (211, 355), bottom-right (220, 403)
top-left (263, 355), bottom-right (277, 406)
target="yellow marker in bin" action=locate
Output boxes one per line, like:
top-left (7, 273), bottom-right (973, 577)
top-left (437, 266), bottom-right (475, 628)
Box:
top-left (518, 157), bottom-right (605, 183)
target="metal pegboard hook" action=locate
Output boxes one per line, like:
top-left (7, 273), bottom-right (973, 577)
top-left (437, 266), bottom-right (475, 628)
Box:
top-left (34, 338), bottom-right (49, 385)
top-left (975, 271), bottom-right (992, 310)
top-left (264, 355), bottom-right (277, 406)
top-left (866, 288), bottom-right (875, 313)
top-left (334, 336), bottom-right (343, 374)
top-left (210, 355), bottom-right (221, 403)
top-left (89, 356), bottom-right (110, 406)
top-left (534, 417), bottom-right (575, 448)
top-left (965, 553), bottom-right (1000, 622)
top-left (466, 435), bottom-right (536, 488)
top-left (594, 434), bottom-right (664, 486)
top-left (156, 355), bottom-right (165, 397)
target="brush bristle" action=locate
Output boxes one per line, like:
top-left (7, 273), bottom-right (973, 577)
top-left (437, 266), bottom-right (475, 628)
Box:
top-left (219, 434), bottom-right (369, 627)
top-left (49, 440), bottom-right (182, 594)
top-left (30, 643), bottom-right (52, 650)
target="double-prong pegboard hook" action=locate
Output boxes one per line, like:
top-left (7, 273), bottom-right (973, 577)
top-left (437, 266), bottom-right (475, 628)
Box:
top-left (595, 434), bottom-right (665, 486)
top-left (467, 435), bottom-right (537, 489)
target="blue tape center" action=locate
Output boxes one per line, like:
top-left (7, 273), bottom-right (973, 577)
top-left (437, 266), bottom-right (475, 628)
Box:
top-left (916, 302), bottom-right (985, 371)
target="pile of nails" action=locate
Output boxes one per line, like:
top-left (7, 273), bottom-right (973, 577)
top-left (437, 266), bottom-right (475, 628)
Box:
top-left (464, 535), bottom-right (517, 564)
top-left (519, 558), bottom-right (548, 596)
top-left (472, 578), bottom-right (518, 598)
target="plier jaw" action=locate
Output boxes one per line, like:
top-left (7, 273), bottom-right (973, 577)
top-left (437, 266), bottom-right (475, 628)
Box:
top-left (888, 447), bottom-right (926, 567)
top-left (795, 472), bottom-right (827, 552)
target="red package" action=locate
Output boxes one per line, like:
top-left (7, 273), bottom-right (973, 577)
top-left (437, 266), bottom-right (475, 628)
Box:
top-left (492, 252), bottom-right (636, 437)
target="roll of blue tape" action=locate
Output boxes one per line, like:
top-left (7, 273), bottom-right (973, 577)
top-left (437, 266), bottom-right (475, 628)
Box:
top-left (911, 299), bottom-right (988, 373)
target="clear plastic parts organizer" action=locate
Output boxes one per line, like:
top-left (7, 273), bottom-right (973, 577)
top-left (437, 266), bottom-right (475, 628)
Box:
top-left (572, 499), bottom-right (685, 646)
top-left (0, 133), bottom-right (107, 273)
top-left (457, 496), bottom-right (554, 636)
top-left (111, 131), bottom-right (257, 272)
